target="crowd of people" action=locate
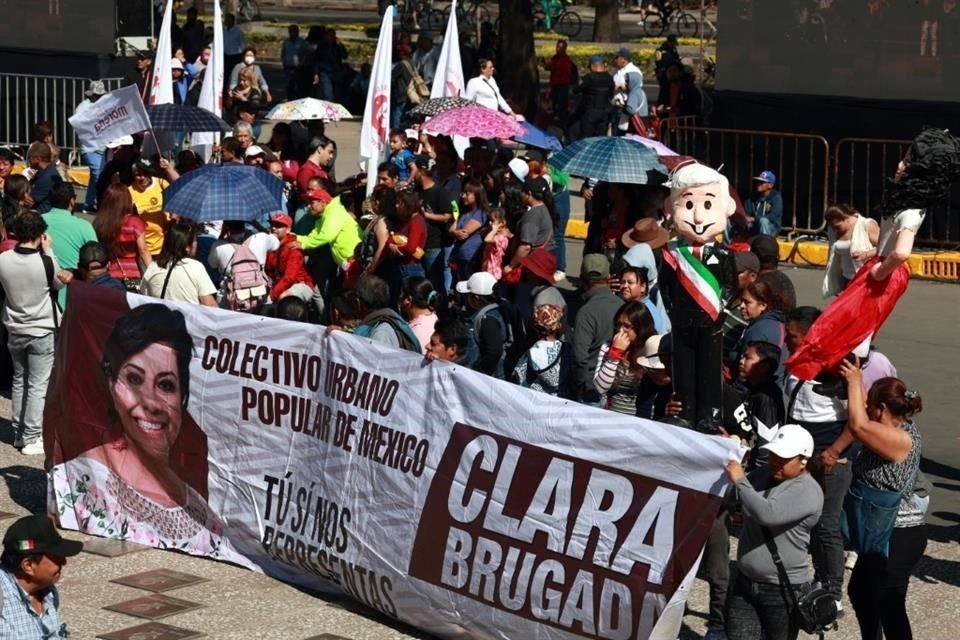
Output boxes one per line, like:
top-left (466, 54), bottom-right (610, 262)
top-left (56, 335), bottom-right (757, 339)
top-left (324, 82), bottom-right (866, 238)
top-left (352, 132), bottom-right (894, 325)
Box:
top-left (0, 7), bottom-right (938, 640)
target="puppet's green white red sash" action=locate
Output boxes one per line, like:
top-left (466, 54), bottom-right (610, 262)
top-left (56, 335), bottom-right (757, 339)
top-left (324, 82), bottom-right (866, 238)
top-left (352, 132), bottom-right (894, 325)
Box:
top-left (663, 241), bottom-right (722, 321)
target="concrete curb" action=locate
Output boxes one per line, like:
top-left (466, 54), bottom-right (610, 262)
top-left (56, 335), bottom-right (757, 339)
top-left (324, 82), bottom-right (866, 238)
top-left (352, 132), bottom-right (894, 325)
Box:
top-left (561, 220), bottom-right (960, 282)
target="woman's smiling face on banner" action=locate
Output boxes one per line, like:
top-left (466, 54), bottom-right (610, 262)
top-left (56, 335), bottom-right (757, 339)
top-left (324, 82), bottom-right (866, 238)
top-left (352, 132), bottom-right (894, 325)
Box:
top-left (110, 342), bottom-right (183, 462)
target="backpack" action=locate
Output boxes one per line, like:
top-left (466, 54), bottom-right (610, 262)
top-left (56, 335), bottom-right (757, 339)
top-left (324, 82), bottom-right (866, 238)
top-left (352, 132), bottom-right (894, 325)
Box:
top-left (354, 309), bottom-right (422, 353)
top-left (466, 302), bottom-right (514, 379)
top-left (358, 215), bottom-right (385, 269)
top-left (401, 60), bottom-right (430, 105)
top-left (223, 238), bottom-right (271, 312)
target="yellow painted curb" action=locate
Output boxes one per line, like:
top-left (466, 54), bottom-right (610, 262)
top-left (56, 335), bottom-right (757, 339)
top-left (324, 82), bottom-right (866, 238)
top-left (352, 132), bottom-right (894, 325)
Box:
top-left (562, 221), bottom-right (959, 282)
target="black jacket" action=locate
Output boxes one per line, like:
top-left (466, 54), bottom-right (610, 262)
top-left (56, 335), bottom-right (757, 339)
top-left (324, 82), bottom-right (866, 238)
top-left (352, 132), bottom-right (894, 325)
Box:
top-left (660, 243), bottom-right (737, 329)
top-left (574, 71), bottom-right (615, 112)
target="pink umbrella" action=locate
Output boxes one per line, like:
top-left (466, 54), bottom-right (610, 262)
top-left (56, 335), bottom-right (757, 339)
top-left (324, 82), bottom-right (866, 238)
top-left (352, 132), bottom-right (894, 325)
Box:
top-left (422, 104), bottom-right (524, 139)
top-left (625, 134), bottom-right (679, 156)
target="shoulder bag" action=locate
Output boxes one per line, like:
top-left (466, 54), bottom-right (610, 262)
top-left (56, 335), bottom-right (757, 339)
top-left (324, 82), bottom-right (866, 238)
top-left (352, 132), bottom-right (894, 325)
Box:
top-left (40, 253), bottom-right (61, 332)
top-left (841, 463), bottom-right (918, 557)
top-left (761, 525), bottom-right (839, 637)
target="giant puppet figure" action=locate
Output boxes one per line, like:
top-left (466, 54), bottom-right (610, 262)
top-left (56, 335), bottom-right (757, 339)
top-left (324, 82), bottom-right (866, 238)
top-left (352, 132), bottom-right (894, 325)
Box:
top-left (660, 163), bottom-right (737, 432)
top-left (788, 128), bottom-right (960, 380)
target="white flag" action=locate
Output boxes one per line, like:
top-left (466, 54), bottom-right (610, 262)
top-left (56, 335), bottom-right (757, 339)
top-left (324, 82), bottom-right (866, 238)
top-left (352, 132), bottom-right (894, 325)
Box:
top-left (359, 7), bottom-right (394, 196)
top-left (430, 0), bottom-right (465, 99)
top-left (192, 0), bottom-right (224, 160)
top-left (68, 85), bottom-right (151, 146)
top-left (149, 0), bottom-right (175, 106)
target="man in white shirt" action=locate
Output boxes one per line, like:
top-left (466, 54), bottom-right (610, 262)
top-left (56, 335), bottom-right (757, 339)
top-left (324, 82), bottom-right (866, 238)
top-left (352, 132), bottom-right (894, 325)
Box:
top-left (465, 59), bottom-right (515, 115)
top-left (72, 81), bottom-right (108, 212)
top-left (222, 13), bottom-right (246, 91)
top-left (612, 48), bottom-right (648, 134)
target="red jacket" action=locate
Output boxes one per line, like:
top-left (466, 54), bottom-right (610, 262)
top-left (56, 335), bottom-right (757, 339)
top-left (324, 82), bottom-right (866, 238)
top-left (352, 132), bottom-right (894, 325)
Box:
top-left (266, 234), bottom-right (314, 300)
top-left (548, 53), bottom-right (576, 88)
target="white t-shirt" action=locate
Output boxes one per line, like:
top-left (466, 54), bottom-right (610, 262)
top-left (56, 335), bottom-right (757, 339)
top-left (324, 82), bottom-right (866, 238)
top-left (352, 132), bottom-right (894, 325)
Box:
top-left (465, 76), bottom-right (512, 114)
top-left (208, 233), bottom-right (279, 274)
top-left (140, 258), bottom-right (217, 304)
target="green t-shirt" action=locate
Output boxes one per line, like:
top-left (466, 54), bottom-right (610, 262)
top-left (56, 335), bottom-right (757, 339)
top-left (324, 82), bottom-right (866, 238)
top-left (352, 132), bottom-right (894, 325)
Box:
top-left (42, 208), bottom-right (97, 308)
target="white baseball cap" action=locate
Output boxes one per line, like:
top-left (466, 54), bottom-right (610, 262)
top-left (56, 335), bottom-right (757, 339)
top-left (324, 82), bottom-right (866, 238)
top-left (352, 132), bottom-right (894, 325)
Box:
top-left (455, 272), bottom-right (497, 296)
top-left (761, 424), bottom-right (814, 459)
top-left (105, 135), bottom-right (133, 149)
top-left (171, 58), bottom-right (184, 71)
top-left (245, 144), bottom-right (266, 158)
top-left (508, 157), bottom-right (529, 181)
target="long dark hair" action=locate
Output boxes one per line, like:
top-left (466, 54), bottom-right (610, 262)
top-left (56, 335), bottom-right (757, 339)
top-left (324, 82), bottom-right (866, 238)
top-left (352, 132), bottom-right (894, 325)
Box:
top-left (462, 179), bottom-right (489, 213)
top-left (93, 184), bottom-right (135, 258)
top-left (878, 128), bottom-right (960, 216)
top-left (157, 222), bottom-right (199, 270)
top-left (615, 301), bottom-right (656, 369)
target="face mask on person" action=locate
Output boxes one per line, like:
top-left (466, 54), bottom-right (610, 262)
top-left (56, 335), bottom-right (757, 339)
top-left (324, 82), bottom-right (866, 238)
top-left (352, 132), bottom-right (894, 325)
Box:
top-left (244, 55), bottom-right (255, 65)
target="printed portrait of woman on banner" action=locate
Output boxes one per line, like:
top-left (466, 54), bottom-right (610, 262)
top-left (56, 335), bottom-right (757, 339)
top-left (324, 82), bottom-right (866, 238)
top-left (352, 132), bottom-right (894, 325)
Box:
top-left (50, 296), bottom-right (223, 555)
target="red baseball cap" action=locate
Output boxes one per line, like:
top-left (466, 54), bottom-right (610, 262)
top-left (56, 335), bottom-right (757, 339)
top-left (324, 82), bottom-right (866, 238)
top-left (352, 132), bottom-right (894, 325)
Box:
top-left (270, 213), bottom-right (293, 228)
top-left (305, 188), bottom-right (332, 203)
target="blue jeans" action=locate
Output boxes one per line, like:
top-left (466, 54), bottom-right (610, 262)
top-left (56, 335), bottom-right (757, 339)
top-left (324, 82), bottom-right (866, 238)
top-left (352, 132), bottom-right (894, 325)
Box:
top-left (316, 71), bottom-right (335, 101)
top-left (391, 100), bottom-right (408, 129)
top-left (8, 332), bottom-right (55, 446)
top-left (758, 217), bottom-right (780, 237)
top-left (82, 151), bottom-right (104, 210)
top-left (552, 189), bottom-right (570, 272)
top-left (421, 247), bottom-right (445, 297)
top-left (442, 245), bottom-right (454, 293)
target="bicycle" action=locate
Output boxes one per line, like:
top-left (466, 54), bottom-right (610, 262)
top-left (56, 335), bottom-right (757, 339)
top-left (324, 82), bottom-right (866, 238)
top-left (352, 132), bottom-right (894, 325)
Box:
top-left (445, 1), bottom-right (492, 36)
top-left (641, 3), bottom-right (699, 37)
top-left (399, 0), bottom-right (445, 33)
top-left (533, 0), bottom-right (582, 38)
top-left (237, 0), bottom-right (260, 23)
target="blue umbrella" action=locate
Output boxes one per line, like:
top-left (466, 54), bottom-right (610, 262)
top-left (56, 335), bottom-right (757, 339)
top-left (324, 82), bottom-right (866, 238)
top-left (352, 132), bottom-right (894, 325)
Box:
top-left (162, 164), bottom-right (284, 223)
top-left (547, 136), bottom-right (667, 184)
top-left (514, 121), bottom-right (562, 152)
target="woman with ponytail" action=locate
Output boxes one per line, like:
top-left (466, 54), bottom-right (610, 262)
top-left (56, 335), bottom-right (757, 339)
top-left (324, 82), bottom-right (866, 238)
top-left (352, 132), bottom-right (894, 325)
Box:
top-left (400, 276), bottom-right (439, 354)
top-left (834, 362), bottom-right (927, 640)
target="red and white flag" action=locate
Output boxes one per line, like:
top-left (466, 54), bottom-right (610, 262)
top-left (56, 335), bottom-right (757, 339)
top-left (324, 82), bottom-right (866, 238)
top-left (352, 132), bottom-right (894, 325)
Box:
top-left (359, 6), bottom-right (394, 196)
top-left (149, 0), bottom-right (175, 106)
top-left (192, 0), bottom-right (224, 160)
top-left (430, 0), bottom-right (465, 99)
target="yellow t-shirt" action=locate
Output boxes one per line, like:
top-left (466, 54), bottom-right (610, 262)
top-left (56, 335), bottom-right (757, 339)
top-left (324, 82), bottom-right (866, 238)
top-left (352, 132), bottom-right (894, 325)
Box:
top-left (129, 178), bottom-right (170, 255)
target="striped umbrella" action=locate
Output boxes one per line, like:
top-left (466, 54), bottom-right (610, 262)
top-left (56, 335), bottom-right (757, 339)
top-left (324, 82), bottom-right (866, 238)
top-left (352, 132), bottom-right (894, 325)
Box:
top-left (547, 136), bottom-right (667, 184)
top-left (162, 164), bottom-right (284, 223)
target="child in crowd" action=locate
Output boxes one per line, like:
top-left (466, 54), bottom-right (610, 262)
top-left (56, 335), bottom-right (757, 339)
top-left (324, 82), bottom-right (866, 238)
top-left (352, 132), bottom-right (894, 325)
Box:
top-left (482, 208), bottom-right (512, 280)
top-left (512, 304), bottom-right (567, 396)
top-left (388, 129), bottom-right (418, 190)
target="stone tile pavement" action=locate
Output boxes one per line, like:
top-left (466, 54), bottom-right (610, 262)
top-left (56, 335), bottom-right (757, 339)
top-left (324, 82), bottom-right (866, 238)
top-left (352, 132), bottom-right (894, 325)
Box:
top-left (0, 399), bottom-right (956, 638)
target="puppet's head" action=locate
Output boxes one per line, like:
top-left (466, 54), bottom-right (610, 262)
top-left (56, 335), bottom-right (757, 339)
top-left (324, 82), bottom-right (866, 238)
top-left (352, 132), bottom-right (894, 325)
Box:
top-left (878, 128), bottom-right (960, 216)
top-left (664, 163), bottom-right (736, 245)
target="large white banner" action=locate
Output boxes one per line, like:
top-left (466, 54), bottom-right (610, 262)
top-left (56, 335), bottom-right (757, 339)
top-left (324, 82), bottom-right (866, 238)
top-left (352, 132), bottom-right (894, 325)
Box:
top-left (67, 85), bottom-right (151, 148)
top-left (192, 0), bottom-right (224, 161)
top-left (431, 0), bottom-right (465, 99)
top-left (47, 284), bottom-right (739, 640)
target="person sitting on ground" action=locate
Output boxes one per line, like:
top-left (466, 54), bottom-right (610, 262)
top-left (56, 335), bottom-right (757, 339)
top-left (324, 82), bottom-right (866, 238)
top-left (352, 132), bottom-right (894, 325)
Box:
top-left (594, 301), bottom-right (657, 415)
top-left (140, 222), bottom-right (217, 306)
top-left (77, 241), bottom-right (126, 292)
top-left (750, 234), bottom-right (797, 310)
top-left (399, 276), bottom-right (438, 355)
top-left (348, 274), bottom-right (421, 353)
top-left (744, 170), bottom-right (783, 237)
top-left (426, 317), bottom-right (472, 364)
top-left (0, 514), bottom-right (83, 639)
top-left (512, 303), bottom-right (568, 396)
top-left (572, 254), bottom-right (622, 405)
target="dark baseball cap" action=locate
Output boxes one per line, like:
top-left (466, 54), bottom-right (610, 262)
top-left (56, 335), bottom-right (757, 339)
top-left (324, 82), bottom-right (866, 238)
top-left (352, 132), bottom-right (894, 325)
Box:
top-left (581, 253), bottom-right (610, 280)
top-left (615, 47), bottom-right (632, 60)
top-left (734, 251), bottom-right (760, 273)
top-left (3, 515), bottom-right (83, 558)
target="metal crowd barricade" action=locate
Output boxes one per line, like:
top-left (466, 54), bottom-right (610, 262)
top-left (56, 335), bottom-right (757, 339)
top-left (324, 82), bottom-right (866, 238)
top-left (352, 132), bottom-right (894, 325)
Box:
top-left (662, 124), bottom-right (831, 237)
top-left (0, 73), bottom-right (125, 165)
top-left (832, 137), bottom-right (958, 249)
